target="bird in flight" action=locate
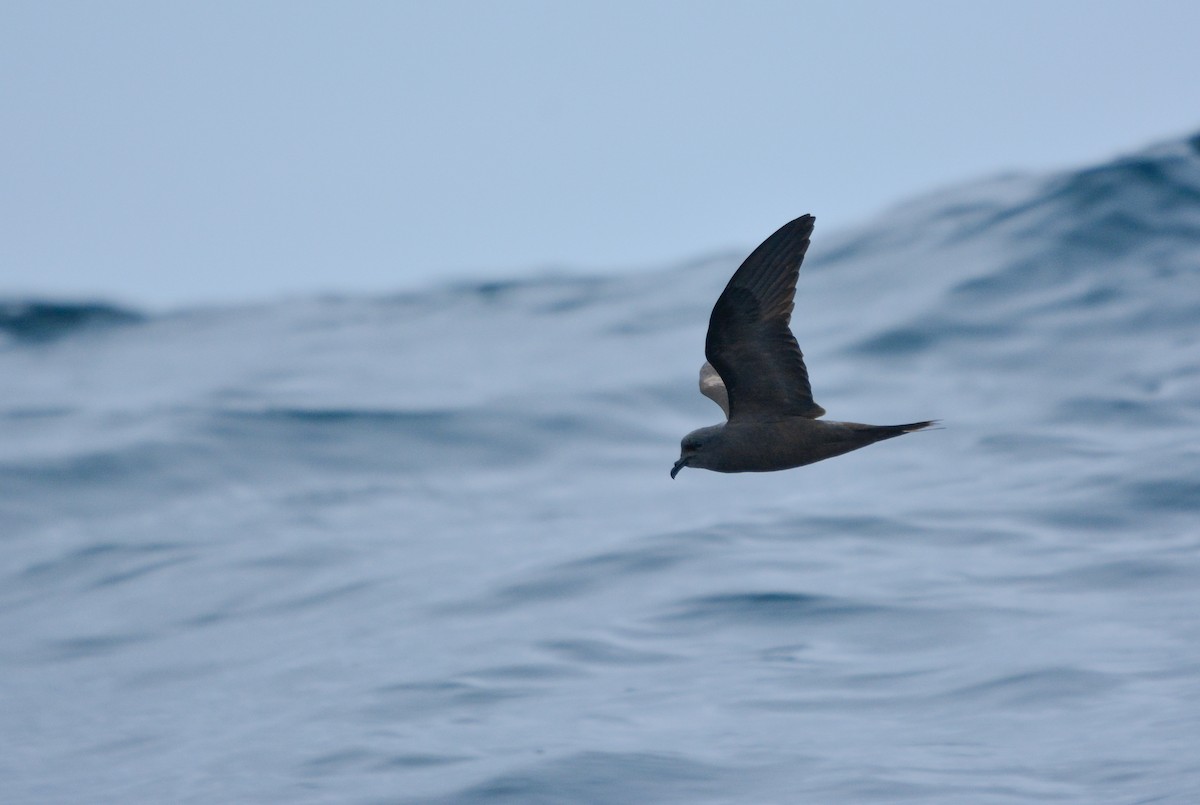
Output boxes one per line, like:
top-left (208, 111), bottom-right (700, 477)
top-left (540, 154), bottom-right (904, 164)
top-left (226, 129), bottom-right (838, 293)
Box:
top-left (671, 214), bottom-right (934, 478)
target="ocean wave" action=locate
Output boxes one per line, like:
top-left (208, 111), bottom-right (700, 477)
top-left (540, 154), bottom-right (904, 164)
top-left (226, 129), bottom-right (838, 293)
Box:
top-left (0, 299), bottom-right (143, 343)
top-left (5, 131), bottom-right (1200, 804)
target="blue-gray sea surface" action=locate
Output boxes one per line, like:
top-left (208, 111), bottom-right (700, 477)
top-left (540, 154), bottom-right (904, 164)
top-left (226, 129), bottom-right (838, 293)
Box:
top-left (3, 135), bottom-right (1200, 804)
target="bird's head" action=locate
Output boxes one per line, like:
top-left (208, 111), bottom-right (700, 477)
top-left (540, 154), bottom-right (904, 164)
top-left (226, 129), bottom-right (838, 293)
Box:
top-left (671, 425), bottom-right (724, 478)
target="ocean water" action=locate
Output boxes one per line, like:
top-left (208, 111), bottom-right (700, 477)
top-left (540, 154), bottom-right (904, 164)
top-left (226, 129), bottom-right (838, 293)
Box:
top-left (3, 133), bottom-right (1200, 804)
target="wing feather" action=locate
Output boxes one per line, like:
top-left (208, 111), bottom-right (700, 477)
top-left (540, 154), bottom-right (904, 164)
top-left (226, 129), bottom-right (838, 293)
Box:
top-left (698, 361), bottom-right (730, 418)
top-left (704, 214), bottom-right (826, 420)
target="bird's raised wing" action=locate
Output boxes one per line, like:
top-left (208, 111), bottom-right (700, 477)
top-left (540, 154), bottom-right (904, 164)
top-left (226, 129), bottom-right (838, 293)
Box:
top-left (704, 214), bottom-right (826, 420)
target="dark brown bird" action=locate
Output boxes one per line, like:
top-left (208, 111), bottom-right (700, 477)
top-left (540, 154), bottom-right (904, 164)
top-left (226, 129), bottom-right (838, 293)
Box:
top-left (671, 214), bottom-right (934, 478)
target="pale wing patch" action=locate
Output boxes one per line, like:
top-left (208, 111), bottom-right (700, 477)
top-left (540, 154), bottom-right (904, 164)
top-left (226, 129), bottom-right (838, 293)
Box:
top-left (699, 361), bottom-right (730, 419)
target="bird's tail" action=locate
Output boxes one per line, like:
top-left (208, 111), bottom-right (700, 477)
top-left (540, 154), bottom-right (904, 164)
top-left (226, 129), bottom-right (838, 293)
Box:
top-left (857, 420), bottom-right (939, 442)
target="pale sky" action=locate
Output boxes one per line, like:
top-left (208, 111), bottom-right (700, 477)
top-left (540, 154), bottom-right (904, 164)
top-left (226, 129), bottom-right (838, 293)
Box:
top-left (4, 1), bottom-right (1199, 308)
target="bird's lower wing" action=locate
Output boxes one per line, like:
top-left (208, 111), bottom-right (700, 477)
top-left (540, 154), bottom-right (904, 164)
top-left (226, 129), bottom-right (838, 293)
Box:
top-left (698, 361), bottom-right (730, 418)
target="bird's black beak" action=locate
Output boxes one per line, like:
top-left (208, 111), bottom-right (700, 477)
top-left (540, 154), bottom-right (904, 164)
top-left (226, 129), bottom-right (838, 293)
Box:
top-left (670, 457), bottom-right (688, 479)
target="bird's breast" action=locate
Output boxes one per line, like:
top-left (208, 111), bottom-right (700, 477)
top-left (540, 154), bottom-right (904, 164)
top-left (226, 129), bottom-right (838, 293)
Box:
top-left (714, 418), bottom-right (844, 472)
